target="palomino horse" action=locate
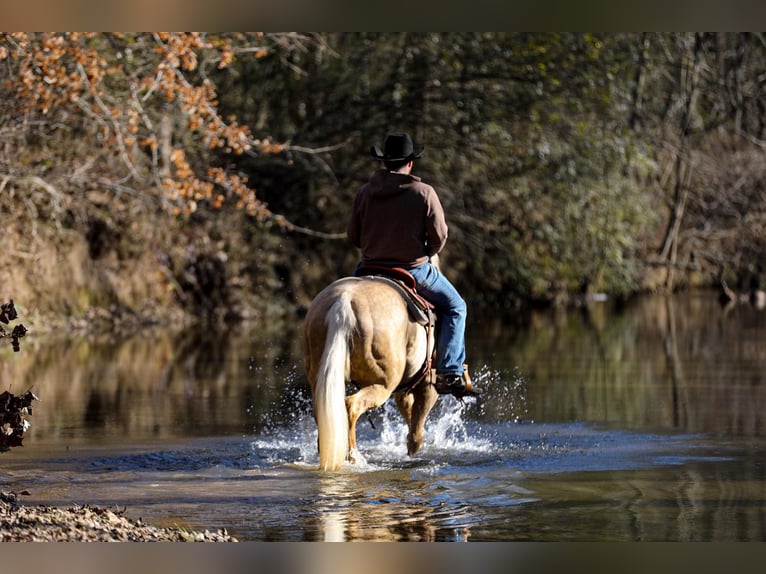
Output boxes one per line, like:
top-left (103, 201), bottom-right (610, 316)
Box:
top-left (302, 274), bottom-right (464, 471)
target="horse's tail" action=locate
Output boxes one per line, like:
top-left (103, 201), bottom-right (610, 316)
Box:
top-left (315, 290), bottom-right (355, 471)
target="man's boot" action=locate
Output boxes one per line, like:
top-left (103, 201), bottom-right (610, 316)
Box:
top-left (433, 370), bottom-right (480, 398)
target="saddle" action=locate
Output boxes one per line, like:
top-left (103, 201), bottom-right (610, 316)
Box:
top-left (353, 264), bottom-right (437, 393)
top-left (353, 265), bottom-right (435, 325)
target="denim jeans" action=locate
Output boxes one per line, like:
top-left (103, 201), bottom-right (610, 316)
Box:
top-left (408, 261), bottom-right (467, 376)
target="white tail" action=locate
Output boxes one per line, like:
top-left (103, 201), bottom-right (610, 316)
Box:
top-left (315, 291), bottom-right (355, 471)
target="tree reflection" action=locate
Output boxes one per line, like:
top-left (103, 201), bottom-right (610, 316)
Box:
top-left (6, 320), bottom-right (306, 443)
top-left (6, 291), bottom-right (766, 448)
top-left (469, 290), bottom-right (766, 436)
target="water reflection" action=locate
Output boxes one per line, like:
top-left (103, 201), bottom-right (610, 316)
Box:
top-left (4, 291), bottom-right (766, 541)
top-left (1, 321), bottom-right (306, 447)
top-left (1, 290), bottom-right (764, 451)
top-left (311, 473), bottom-right (443, 542)
top-left (469, 290), bottom-right (766, 436)
top-left (3, 290), bottom-right (766, 448)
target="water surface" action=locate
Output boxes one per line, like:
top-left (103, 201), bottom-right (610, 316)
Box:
top-left (2, 291), bottom-right (766, 541)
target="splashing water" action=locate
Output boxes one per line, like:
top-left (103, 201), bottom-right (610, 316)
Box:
top-left (248, 363), bottom-right (525, 472)
top-left (470, 363), bottom-right (530, 423)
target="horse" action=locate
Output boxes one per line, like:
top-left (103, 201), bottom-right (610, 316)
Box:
top-left (301, 273), bottom-right (467, 471)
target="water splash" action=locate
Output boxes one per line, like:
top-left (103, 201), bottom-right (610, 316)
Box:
top-left (250, 396), bottom-right (497, 472)
top-left (248, 362), bottom-right (535, 471)
top-left (424, 397), bottom-right (492, 452)
top-left (470, 363), bottom-right (530, 423)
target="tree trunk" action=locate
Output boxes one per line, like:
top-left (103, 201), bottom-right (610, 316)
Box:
top-left (658, 33), bottom-right (703, 290)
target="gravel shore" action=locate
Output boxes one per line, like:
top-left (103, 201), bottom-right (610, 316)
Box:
top-left (0, 491), bottom-right (237, 542)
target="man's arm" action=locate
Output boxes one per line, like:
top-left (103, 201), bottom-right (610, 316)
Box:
top-left (424, 187), bottom-right (449, 256)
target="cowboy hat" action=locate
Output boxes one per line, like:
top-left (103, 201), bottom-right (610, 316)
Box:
top-left (370, 133), bottom-right (425, 162)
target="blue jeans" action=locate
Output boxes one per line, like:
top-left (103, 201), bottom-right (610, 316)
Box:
top-left (408, 261), bottom-right (467, 376)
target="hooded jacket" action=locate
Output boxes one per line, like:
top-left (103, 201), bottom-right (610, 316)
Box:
top-left (348, 169), bottom-right (449, 268)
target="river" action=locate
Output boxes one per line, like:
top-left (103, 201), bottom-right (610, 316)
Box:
top-left (2, 290), bottom-right (766, 541)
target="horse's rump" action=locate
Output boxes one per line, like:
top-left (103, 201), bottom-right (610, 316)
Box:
top-left (304, 278), bottom-right (423, 385)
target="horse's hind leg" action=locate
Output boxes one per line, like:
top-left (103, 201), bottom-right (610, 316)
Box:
top-left (345, 384), bottom-right (392, 460)
top-left (395, 384), bottom-right (438, 456)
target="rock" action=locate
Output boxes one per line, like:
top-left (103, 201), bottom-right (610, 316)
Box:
top-left (0, 491), bottom-right (237, 542)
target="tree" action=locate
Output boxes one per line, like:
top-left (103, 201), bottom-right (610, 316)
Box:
top-left (637, 33), bottom-right (766, 291)
top-left (0, 33), bottom-right (327, 321)
top-left (0, 33), bottom-right (290, 217)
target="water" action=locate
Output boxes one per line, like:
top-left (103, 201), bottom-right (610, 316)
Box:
top-left (4, 407), bottom-right (741, 542)
top-left (2, 291), bottom-right (766, 541)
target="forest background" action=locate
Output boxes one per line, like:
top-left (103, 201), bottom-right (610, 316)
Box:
top-left (1, 32), bottom-right (764, 331)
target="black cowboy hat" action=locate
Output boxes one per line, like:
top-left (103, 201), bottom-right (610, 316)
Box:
top-left (370, 133), bottom-right (425, 162)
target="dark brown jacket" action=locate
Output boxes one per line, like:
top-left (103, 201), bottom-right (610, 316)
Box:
top-left (348, 169), bottom-right (448, 268)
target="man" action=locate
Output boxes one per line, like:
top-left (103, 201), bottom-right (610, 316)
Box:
top-left (347, 132), bottom-right (478, 398)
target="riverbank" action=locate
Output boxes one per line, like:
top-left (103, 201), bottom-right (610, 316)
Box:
top-left (0, 491), bottom-right (236, 542)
